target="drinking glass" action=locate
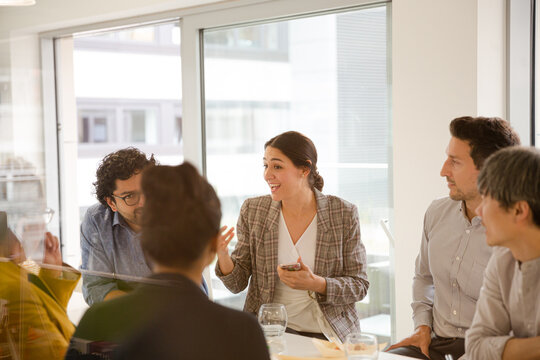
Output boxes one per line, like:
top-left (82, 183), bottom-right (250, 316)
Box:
top-left (258, 303), bottom-right (287, 338)
top-left (344, 333), bottom-right (378, 360)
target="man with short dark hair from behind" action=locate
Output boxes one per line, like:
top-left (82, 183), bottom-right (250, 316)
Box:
top-left (68, 163), bottom-right (271, 360)
top-left (466, 146), bottom-right (540, 360)
top-left (387, 117), bottom-right (520, 360)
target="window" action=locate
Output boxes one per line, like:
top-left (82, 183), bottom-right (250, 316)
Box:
top-left (75, 23), bottom-right (180, 54)
top-left (56, 21), bottom-right (184, 267)
top-left (508, 0), bottom-right (538, 146)
top-left (78, 109), bottom-right (115, 143)
top-left (205, 101), bottom-right (290, 154)
top-left (124, 109), bottom-right (159, 144)
top-left (204, 22), bottom-right (289, 61)
top-left (203, 4), bottom-right (392, 342)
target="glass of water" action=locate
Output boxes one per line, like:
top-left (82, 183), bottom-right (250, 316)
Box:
top-left (344, 332), bottom-right (378, 360)
top-left (258, 303), bottom-right (287, 338)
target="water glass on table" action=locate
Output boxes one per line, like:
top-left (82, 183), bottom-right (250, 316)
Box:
top-left (258, 303), bottom-right (288, 354)
top-left (258, 303), bottom-right (287, 337)
top-left (344, 332), bottom-right (378, 360)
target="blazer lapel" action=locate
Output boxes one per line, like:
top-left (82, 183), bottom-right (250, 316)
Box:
top-left (314, 189), bottom-right (331, 276)
top-left (263, 199), bottom-right (281, 303)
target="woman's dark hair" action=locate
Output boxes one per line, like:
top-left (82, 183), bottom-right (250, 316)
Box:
top-left (140, 162), bottom-right (221, 268)
top-left (265, 131), bottom-right (324, 191)
top-left (449, 116), bottom-right (521, 169)
top-left (94, 147), bottom-right (157, 206)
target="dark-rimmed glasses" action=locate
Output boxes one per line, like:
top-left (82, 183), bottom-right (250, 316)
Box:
top-left (111, 192), bottom-right (142, 206)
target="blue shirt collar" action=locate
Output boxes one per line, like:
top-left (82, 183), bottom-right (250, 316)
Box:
top-left (112, 210), bottom-right (132, 230)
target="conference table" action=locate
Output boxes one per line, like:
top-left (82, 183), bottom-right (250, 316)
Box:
top-left (274, 333), bottom-right (414, 359)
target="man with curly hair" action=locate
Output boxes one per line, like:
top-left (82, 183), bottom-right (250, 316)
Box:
top-left (80, 148), bottom-right (158, 305)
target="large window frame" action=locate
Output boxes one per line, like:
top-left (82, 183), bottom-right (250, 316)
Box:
top-left (201, 4), bottom-right (393, 339)
top-left (39, 0), bottom-right (393, 339)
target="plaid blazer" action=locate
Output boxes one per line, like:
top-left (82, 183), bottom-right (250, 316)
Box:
top-left (216, 189), bottom-right (369, 341)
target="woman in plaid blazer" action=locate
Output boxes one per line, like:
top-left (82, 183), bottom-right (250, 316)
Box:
top-left (216, 131), bottom-right (369, 342)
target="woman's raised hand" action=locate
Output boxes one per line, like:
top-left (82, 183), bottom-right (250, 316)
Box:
top-left (216, 226), bottom-right (235, 258)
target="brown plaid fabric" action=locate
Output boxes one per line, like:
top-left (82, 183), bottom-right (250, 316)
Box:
top-left (216, 189), bottom-right (369, 341)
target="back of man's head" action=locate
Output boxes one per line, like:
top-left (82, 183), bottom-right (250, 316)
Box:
top-left (140, 162), bottom-right (222, 269)
top-left (478, 146), bottom-right (540, 227)
top-left (450, 116), bottom-right (521, 169)
top-left (93, 147), bottom-right (156, 206)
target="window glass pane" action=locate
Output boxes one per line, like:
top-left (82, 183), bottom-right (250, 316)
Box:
top-left (77, 110), bottom-right (115, 143)
top-left (72, 21), bottom-right (183, 227)
top-left (51, 22), bottom-right (184, 328)
top-left (124, 109), bottom-right (158, 143)
top-left (79, 116), bottom-right (90, 143)
top-left (203, 5), bottom-right (391, 342)
top-left (130, 111), bottom-right (146, 142)
top-left (205, 22), bottom-right (288, 61)
top-left (93, 117), bottom-right (108, 142)
top-left (118, 27), bottom-right (155, 42)
top-left (172, 25), bottom-right (181, 45)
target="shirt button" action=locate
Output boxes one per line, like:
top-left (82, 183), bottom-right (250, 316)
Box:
top-left (456, 256), bottom-right (460, 261)
top-left (465, 230), bottom-right (470, 234)
top-left (453, 310), bottom-right (457, 315)
top-left (458, 328), bottom-right (463, 332)
top-left (453, 282), bottom-right (457, 287)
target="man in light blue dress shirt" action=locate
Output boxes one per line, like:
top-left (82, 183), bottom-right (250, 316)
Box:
top-left (81, 148), bottom-right (208, 305)
top-left (387, 117), bottom-right (520, 360)
top-left (466, 147), bottom-right (540, 360)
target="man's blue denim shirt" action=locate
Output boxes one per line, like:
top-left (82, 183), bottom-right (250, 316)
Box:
top-left (81, 203), bottom-right (207, 305)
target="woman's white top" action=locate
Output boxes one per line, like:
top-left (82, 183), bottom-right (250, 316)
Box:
top-left (272, 211), bottom-right (335, 337)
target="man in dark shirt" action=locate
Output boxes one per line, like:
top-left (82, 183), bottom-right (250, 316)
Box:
top-left (80, 148), bottom-right (208, 305)
top-left (67, 162), bottom-right (269, 360)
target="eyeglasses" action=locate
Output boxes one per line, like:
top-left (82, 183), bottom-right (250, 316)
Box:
top-left (112, 192), bottom-right (142, 207)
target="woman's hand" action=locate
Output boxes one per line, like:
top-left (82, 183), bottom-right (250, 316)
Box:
top-left (277, 257), bottom-right (327, 294)
top-left (216, 226), bottom-right (235, 276)
top-left (216, 226), bottom-right (235, 258)
top-left (42, 232), bottom-right (62, 277)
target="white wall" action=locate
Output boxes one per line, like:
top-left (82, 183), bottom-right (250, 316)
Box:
top-left (392, 0), bottom-right (505, 339)
top-left (0, 0), bottom-right (507, 340)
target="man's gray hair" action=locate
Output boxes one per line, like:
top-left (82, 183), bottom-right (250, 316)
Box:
top-left (478, 146), bottom-right (540, 227)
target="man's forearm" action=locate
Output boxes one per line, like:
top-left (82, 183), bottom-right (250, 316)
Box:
top-left (502, 337), bottom-right (540, 360)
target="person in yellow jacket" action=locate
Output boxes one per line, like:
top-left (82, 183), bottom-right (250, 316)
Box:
top-left (0, 211), bottom-right (80, 360)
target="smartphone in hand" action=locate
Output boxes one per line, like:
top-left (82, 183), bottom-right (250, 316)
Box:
top-left (280, 262), bottom-right (301, 271)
